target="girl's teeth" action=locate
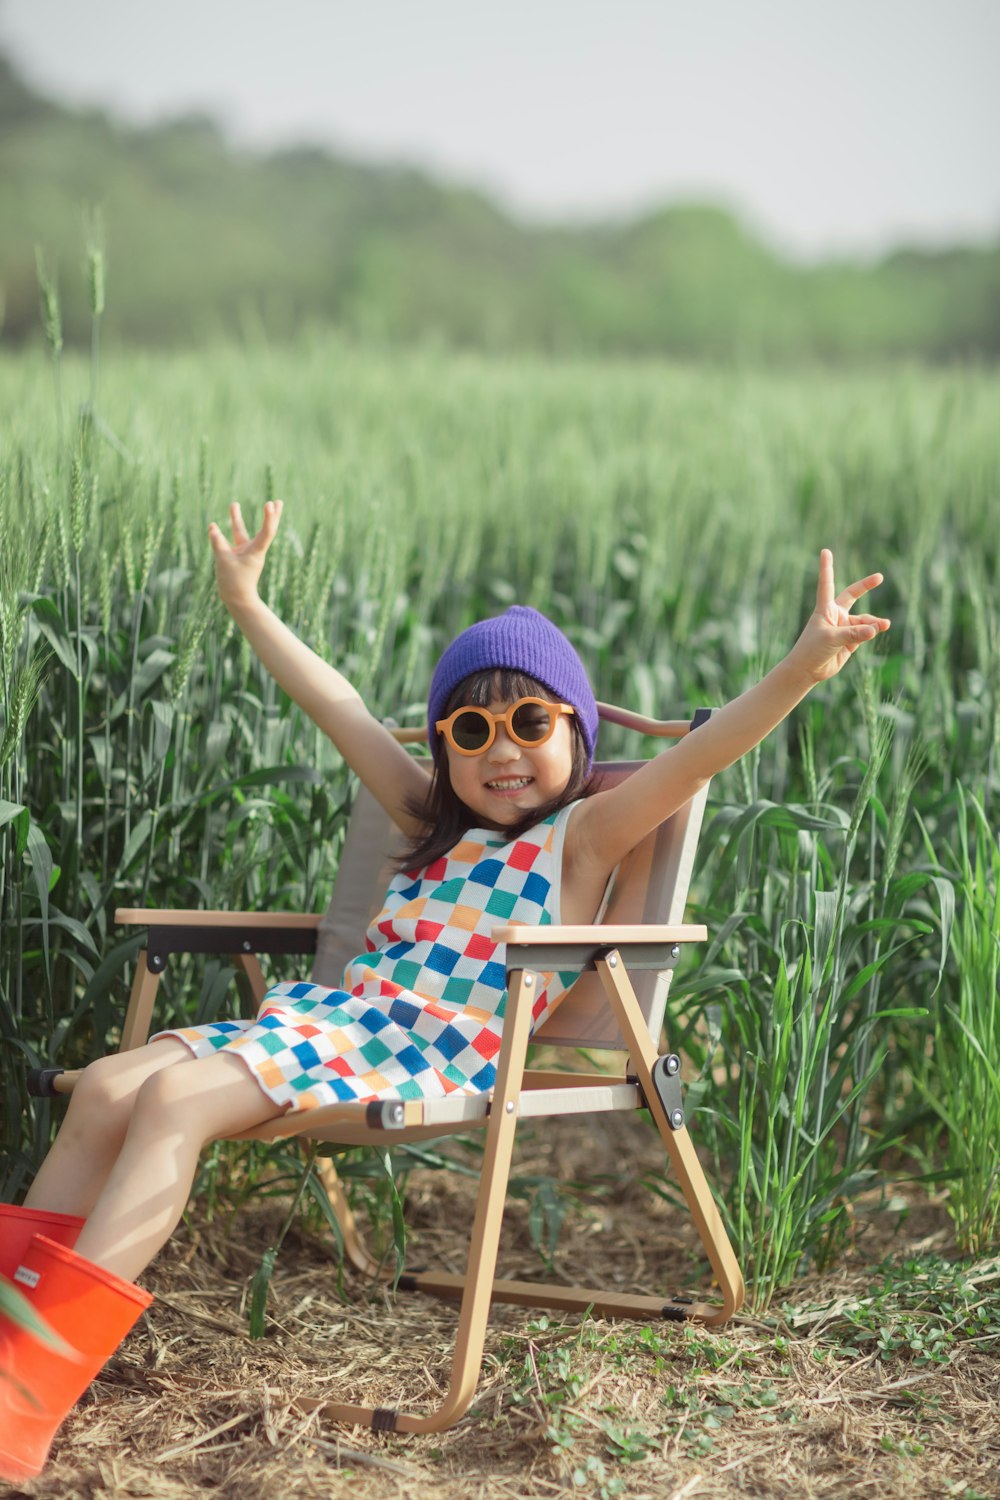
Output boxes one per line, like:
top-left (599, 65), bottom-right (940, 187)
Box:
top-left (488, 778), bottom-right (530, 789)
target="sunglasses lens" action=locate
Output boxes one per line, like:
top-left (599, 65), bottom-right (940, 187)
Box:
top-left (451, 709), bottom-right (491, 751)
top-left (511, 701), bottom-right (553, 743)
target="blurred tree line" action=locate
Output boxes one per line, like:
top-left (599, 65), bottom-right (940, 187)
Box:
top-left (1, 53), bottom-right (998, 360)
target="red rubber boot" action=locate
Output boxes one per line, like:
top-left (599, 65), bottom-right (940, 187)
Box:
top-left (0, 1205), bottom-right (85, 1278)
top-left (0, 1234), bottom-right (152, 1482)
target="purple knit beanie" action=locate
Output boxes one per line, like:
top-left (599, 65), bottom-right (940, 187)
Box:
top-left (427, 606), bottom-right (599, 768)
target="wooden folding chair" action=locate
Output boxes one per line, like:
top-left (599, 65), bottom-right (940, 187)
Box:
top-left (29, 703), bottom-right (744, 1434)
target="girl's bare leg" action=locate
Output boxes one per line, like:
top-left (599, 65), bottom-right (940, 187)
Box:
top-left (73, 1051), bottom-right (281, 1283)
top-left (22, 1039), bottom-right (193, 1218)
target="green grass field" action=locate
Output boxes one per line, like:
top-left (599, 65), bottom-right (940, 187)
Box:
top-left (2, 338), bottom-right (998, 1293)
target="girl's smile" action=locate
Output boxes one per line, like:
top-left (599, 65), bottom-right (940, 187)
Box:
top-left (484, 775), bottom-right (533, 795)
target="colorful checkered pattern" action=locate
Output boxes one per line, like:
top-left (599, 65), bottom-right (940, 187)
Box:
top-left (154, 804), bottom-right (579, 1114)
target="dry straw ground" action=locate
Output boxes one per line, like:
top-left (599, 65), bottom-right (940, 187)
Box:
top-left (5, 1116), bottom-right (998, 1500)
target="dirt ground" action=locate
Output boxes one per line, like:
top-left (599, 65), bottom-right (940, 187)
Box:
top-left (4, 1115), bottom-right (998, 1500)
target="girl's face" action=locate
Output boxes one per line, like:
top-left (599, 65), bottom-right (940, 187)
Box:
top-left (443, 689), bottom-right (576, 827)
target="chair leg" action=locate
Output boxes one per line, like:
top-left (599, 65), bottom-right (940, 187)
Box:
top-left (233, 953), bottom-right (267, 1013)
top-left (313, 1136), bottom-right (699, 1323)
top-left (313, 1157), bottom-right (384, 1280)
top-left (119, 952), bottom-right (162, 1051)
top-left (595, 952), bottom-right (745, 1324)
top-left (301, 966), bottom-right (539, 1434)
top-left (120, 947), bottom-right (264, 1053)
top-left (297, 954), bottom-right (741, 1434)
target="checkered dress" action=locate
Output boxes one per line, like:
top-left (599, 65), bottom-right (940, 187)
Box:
top-left (154, 803), bottom-right (580, 1113)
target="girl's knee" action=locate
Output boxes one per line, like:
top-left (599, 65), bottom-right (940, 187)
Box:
top-left (132, 1064), bottom-right (191, 1120)
top-left (130, 1060), bottom-right (220, 1144)
top-left (62, 1055), bottom-right (138, 1146)
top-left (72, 1052), bottom-right (133, 1113)
top-left (130, 1053), bottom-right (274, 1146)
top-left (69, 1044), bottom-right (190, 1127)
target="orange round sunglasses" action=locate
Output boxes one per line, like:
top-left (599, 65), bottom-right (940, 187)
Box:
top-left (435, 697), bottom-right (575, 756)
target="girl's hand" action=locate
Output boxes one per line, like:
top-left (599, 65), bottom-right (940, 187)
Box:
top-left (786, 548), bottom-right (890, 686)
top-left (208, 499), bottom-right (283, 611)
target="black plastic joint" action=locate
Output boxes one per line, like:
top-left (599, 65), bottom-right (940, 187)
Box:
top-left (660, 1304), bottom-right (690, 1322)
top-left (147, 952), bottom-right (167, 973)
top-left (371, 1407), bottom-right (399, 1432)
top-left (26, 1067), bottom-right (65, 1098)
top-left (396, 1274), bottom-right (419, 1292)
top-left (365, 1100), bottom-right (406, 1129)
top-left (650, 1054), bottom-right (685, 1131)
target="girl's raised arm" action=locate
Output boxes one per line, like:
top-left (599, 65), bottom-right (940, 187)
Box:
top-left (209, 500), bottom-right (429, 834)
top-left (569, 549), bottom-right (891, 878)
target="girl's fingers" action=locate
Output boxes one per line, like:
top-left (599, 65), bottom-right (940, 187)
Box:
top-left (230, 501), bottom-right (249, 547)
top-left (815, 548), bottom-right (835, 613)
top-left (835, 572), bottom-right (884, 610)
top-left (832, 619), bottom-right (877, 639)
top-left (851, 612), bottom-right (891, 631)
top-left (225, 498), bottom-right (284, 552)
top-left (248, 499), bottom-right (282, 552)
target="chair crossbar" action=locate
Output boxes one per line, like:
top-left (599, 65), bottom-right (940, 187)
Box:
top-left (392, 1272), bottom-right (707, 1322)
top-left (233, 1076), bottom-right (643, 1145)
top-left (517, 1081), bottom-right (639, 1116)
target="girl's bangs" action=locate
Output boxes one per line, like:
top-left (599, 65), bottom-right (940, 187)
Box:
top-left (446, 669), bottom-right (556, 713)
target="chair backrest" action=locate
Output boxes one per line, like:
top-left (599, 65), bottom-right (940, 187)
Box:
top-left (531, 765), bottom-right (709, 1049)
top-left (313, 714), bottom-right (711, 1053)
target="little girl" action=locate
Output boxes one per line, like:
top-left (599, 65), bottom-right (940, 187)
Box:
top-left (0, 500), bottom-right (889, 1479)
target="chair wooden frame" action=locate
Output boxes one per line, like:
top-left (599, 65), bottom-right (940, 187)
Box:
top-left (31, 703), bottom-right (744, 1434)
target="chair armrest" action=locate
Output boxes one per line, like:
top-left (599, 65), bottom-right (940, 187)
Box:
top-left (116, 908), bottom-right (322, 929)
top-left (111, 909), bottom-right (322, 1048)
top-left (494, 923), bottom-right (705, 978)
top-left (114, 908), bottom-right (321, 959)
top-left (494, 923), bottom-right (706, 946)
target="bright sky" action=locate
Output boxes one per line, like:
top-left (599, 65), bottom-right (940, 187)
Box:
top-left (2, 0), bottom-right (998, 260)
